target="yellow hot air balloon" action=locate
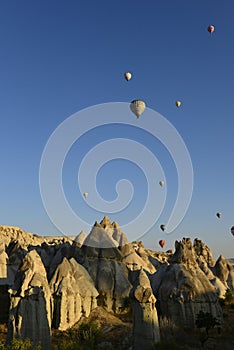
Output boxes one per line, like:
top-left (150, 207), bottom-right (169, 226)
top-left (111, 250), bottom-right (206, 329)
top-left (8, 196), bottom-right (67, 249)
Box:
top-left (130, 100), bottom-right (146, 118)
top-left (124, 72), bottom-right (132, 81)
top-left (176, 100), bottom-right (181, 107)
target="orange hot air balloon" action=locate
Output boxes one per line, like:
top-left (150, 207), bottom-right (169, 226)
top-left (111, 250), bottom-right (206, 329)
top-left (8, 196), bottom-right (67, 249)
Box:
top-left (208, 25), bottom-right (215, 33)
top-left (231, 226), bottom-right (234, 236)
top-left (159, 240), bottom-right (165, 248)
top-left (160, 224), bottom-right (166, 232)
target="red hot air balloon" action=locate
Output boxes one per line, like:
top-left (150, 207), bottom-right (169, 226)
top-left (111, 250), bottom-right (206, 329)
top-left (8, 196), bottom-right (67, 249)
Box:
top-left (159, 240), bottom-right (165, 248)
top-left (208, 25), bottom-right (215, 34)
top-left (231, 226), bottom-right (234, 236)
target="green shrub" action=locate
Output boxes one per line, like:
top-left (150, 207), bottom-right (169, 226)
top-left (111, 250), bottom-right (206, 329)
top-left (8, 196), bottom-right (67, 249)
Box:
top-left (219, 289), bottom-right (234, 306)
top-left (2, 338), bottom-right (41, 350)
top-left (0, 342), bottom-right (5, 350)
top-left (78, 322), bottom-right (102, 348)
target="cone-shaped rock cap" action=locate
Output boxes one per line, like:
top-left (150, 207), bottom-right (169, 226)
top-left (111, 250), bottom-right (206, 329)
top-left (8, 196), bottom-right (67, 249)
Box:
top-left (100, 216), bottom-right (112, 228)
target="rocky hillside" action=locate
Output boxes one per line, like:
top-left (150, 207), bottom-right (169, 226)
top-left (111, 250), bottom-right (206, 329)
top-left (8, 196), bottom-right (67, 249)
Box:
top-left (0, 218), bottom-right (234, 349)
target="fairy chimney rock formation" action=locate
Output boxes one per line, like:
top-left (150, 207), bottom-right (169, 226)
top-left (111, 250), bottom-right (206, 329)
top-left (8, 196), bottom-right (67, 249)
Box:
top-left (193, 238), bottom-right (215, 266)
top-left (214, 255), bottom-right (234, 290)
top-left (50, 257), bottom-right (98, 330)
top-left (130, 268), bottom-right (160, 350)
top-left (156, 238), bottom-right (223, 329)
top-left (7, 250), bottom-right (52, 350)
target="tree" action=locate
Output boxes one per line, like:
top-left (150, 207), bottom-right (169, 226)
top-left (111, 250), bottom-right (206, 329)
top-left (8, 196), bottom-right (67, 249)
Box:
top-left (196, 310), bottom-right (220, 335)
top-left (224, 288), bottom-right (234, 304)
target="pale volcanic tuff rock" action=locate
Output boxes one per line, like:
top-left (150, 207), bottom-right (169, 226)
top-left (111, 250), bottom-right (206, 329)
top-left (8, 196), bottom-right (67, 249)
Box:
top-left (82, 216), bottom-right (129, 252)
top-left (197, 255), bottom-right (227, 298)
top-left (83, 256), bottom-right (132, 313)
top-left (7, 250), bottom-right (52, 350)
top-left (213, 254), bottom-right (234, 290)
top-left (73, 230), bottom-right (87, 247)
top-left (46, 242), bottom-right (73, 280)
top-left (50, 257), bottom-right (98, 330)
top-left (81, 217), bottom-right (128, 258)
top-left (153, 238), bottom-right (223, 329)
top-left (4, 241), bottom-right (28, 285)
top-left (168, 237), bottom-right (197, 265)
top-left (121, 244), bottom-right (156, 273)
top-left (0, 241), bottom-right (8, 281)
top-left (130, 268), bottom-right (160, 350)
top-left (193, 238), bottom-right (215, 266)
top-left (81, 217), bottom-right (132, 313)
top-left (0, 225), bottom-right (44, 247)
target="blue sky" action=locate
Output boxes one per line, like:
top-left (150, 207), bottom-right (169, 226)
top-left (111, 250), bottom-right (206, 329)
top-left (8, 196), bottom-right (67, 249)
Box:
top-left (0, 0), bottom-right (234, 259)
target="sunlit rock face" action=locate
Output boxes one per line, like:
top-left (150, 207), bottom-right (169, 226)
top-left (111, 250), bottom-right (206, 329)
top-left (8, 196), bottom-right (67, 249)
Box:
top-left (81, 217), bottom-right (132, 313)
top-left (196, 255), bottom-right (227, 298)
top-left (121, 243), bottom-right (156, 273)
top-left (154, 238), bottom-right (223, 329)
top-left (73, 230), bottom-right (87, 247)
top-left (193, 238), bottom-right (215, 266)
top-left (130, 268), bottom-right (160, 350)
top-left (7, 250), bottom-right (52, 350)
top-left (82, 216), bottom-right (129, 252)
top-left (0, 225), bottom-right (44, 247)
top-left (83, 256), bottom-right (132, 313)
top-left (213, 255), bottom-right (234, 290)
top-left (0, 241), bottom-right (8, 280)
top-left (50, 257), bottom-right (98, 330)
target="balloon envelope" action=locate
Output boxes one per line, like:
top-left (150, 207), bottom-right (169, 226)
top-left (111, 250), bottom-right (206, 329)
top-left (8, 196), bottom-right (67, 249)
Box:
top-left (176, 100), bottom-right (181, 107)
top-left (159, 181), bottom-right (164, 187)
top-left (83, 192), bottom-right (88, 198)
top-left (216, 212), bottom-right (222, 218)
top-left (231, 226), bottom-right (234, 236)
top-left (124, 72), bottom-right (132, 81)
top-left (160, 224), bottom-right (166, 232)
top-left (159, 239), bottom-right (165, 248)
top-left (130, 100), bottom-right (146, 118)
top-left (208, 25), bottom-right (215, 33)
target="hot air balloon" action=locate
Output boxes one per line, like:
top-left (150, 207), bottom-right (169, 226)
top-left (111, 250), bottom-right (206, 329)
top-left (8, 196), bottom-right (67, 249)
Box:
top-left (159, 181), bottom-right (164, 187)
top-left (124, 72), bottom-right (132, 81)
top-left (176, 100), bottom-right (181, 107)
top-left (208, 25), bottom-right (215, 34)
top-left (160, 224), bottom-right (166, 232)
top-left (159, 239), bottom-right (165, 248)
top-left (231, 226), bottom-right (234, 236)
top-left (216, 212), bottom-right (222, 218)
top-left (130, 100), bottom-right (146, 118)
top-left (83, 192), bottom-right (88, 199)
